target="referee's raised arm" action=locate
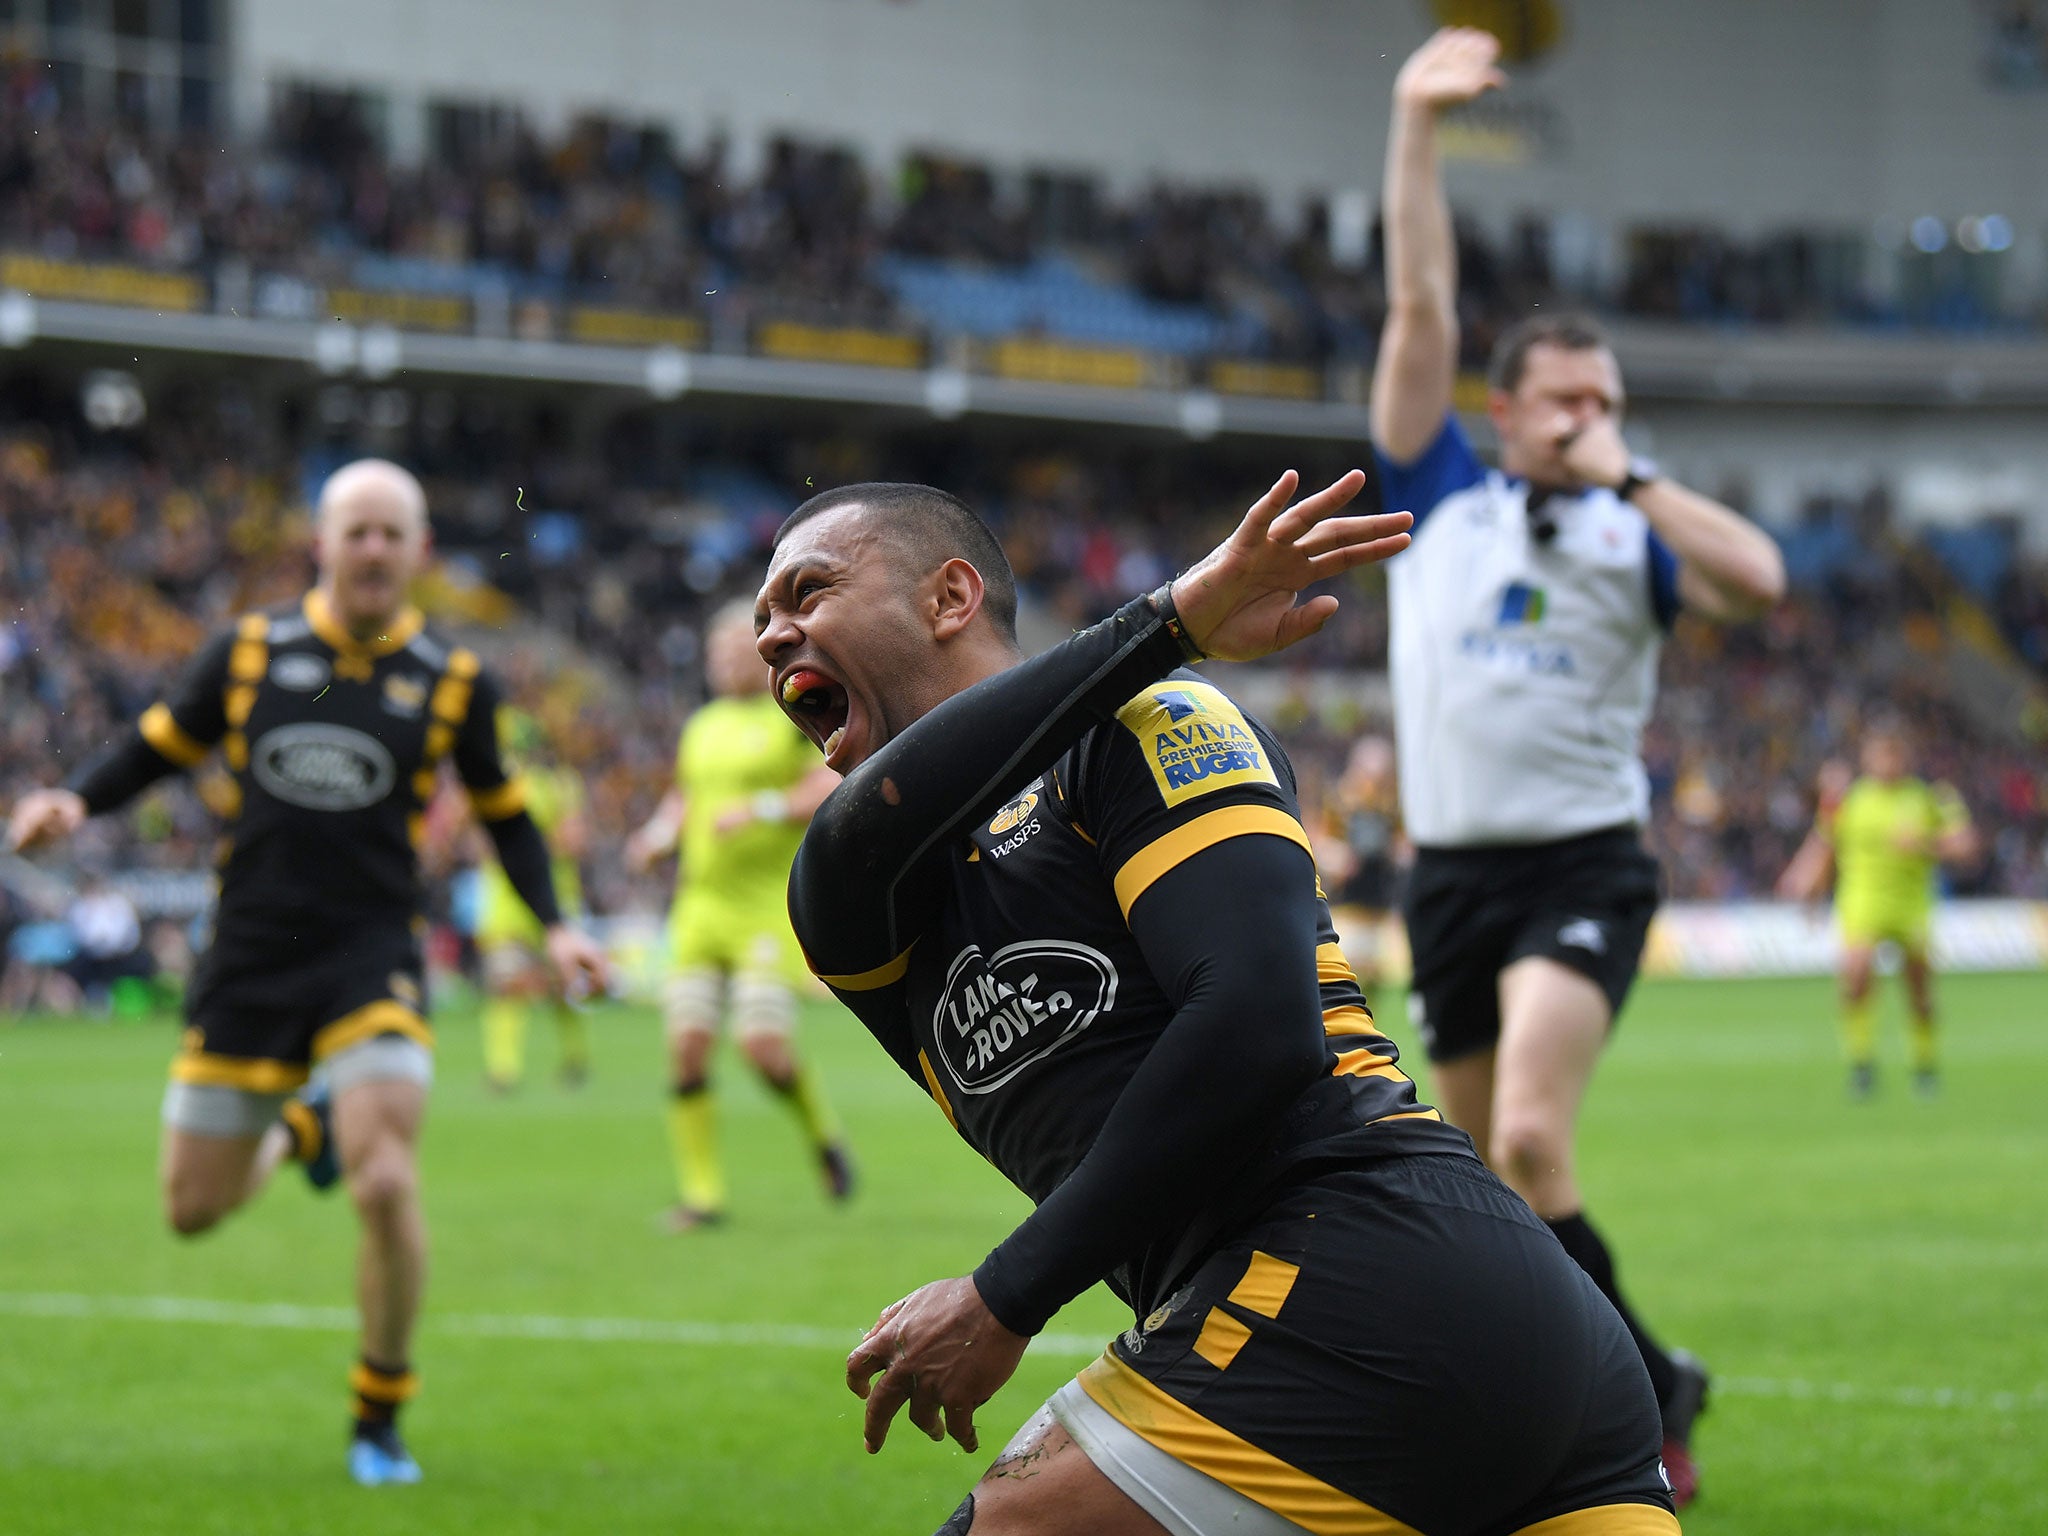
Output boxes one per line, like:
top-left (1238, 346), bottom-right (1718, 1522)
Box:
top-left (1369, 27), bottom-right (1504, 464)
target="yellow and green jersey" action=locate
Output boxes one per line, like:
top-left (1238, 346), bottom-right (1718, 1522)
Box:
top-left (674, 692), bottom-right (817, 911)
top-left (1825, 775), bottom-right (1969, 933)
top-left (477, 763), bottom-right (585, 946)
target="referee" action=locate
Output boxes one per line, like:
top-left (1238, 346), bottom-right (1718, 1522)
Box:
top-left (1369, 27), bottom-right (1787, 1509)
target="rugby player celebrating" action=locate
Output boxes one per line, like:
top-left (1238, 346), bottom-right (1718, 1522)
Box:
top-left (756, 476), bottom-right (1679, 1535)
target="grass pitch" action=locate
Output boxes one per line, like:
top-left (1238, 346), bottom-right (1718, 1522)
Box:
top-left (0, 972), bottom-right (2043, 1535)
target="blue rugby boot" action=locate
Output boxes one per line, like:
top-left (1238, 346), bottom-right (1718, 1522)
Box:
top-left (348, 1421), bottom-right (422, 1487)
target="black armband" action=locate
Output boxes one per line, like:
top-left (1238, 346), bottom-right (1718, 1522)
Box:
top-left (65, 733), bottom-right (180, 817)
top-left (484, 810), bottom-right (564, 928)
top-left (1145, 582), bottom-right (1206, 664)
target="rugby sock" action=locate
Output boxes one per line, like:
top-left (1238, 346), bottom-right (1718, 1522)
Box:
top-left (666, 1081), bottom-right (725, 1213)
top-left (279, 1097), bottom-right (323, 1164)
top-left (554, 1003), bottom-right (590, 1076)
top-left (350, 1357), bottom-right (418, 1431)
top-left (1841, 993), bottom-right (1877, 1070)
top-left (763, 1062), bottom-right (842, 1148)
top-left (1546, 1211), bottom-right (1680, 1411)
top-left (482, 998), bottom-right (527, 1087)
top-left (1907, 1011), bottom-right (1938, 1075)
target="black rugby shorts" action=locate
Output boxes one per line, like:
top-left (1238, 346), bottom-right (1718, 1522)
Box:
top-left (1402, 826), bottom-right (1661, 1063)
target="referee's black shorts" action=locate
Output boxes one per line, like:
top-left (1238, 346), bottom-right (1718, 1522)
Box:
top-left (1073, 1151), bottom-right (1676, 1534)
top-left (1403, 826), bottom-right (1661, 1064)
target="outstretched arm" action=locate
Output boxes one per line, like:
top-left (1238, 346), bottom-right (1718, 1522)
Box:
top-left (1369, 27), bottom-right (1503, 463)
top-left (12, 632), bottom-right (235, 851)
top-left (789, 471), bottom-right (1410, 978)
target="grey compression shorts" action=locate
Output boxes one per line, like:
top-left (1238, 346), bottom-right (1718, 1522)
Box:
top-left (161, 1034), bottom-right (434, 1137)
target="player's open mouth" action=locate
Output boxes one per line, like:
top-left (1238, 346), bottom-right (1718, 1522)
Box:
top-left (778, 665), bottom-right (854, 764)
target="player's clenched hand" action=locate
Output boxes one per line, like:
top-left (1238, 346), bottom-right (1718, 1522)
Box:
top-left (845, 1276), bottom-right (1028, 1456)
top-left (1169, 470), bottom-right (1410, 662)
top-left (1394, 26), bottom-right (1507, 113)
top-left (7, 788), bottom-right (87, 852)
top-left (544, 925), bottom-right (610, 999)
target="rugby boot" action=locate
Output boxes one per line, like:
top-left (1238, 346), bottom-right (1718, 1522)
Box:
top-left (820, 1141), bottom-right (857, 1203)
top-left (1659, 1348), bottom-right (1710, 1509)
top-left (348, 1421), bottom-right (422, 1487)
top-left (283, 1082), bottom-right (340, 1191)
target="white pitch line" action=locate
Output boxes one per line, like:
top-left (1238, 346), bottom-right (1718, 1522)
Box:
top-left (0, 1290), bottom-right (1102, 1358)
top-left (3, 1293), bottom-right (2043, 1414)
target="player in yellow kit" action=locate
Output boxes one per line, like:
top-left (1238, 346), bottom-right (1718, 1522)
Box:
top-left (626, 602), bottom-right (851, 1228)
top-left (1780, 720), bottom-right (1978, 1098)
top-left (475, 710), bottom-right (594, 1091)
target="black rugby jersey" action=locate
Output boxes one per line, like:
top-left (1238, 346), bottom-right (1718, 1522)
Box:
top-left (790, 600), bottom-right (1468, 1335)
top-left (75, 590), bottom-right (532, 945)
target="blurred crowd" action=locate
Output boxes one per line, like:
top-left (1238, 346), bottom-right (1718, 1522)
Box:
top-left (4, 391), bottom-right (2045, 1014)
top-left (0, 61), bottom-right (2027, 380)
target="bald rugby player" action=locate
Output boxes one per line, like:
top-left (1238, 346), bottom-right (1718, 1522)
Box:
top-left (9, 460), bottom-right (607, 1486)
top-left (757, 477), bottom-right (1680, 1536)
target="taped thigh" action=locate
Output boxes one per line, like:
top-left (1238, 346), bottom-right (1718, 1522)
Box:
top-left (664, 970), bottom-right (726, 1041)
top-left (731, 972), bottom-right (797, 1038)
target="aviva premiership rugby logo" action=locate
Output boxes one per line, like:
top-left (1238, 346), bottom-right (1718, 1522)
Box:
top-left (931, 939), bottom-right (1117, 1094)
top-left (1116, 681), bottom-right (1278, 808)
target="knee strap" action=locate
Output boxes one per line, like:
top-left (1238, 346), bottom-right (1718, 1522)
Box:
top-left (934, 1493), bottom-right (974, 1535)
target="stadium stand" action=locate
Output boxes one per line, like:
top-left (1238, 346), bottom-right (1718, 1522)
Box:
top-left (0, 65), bottom-right (2031, 394)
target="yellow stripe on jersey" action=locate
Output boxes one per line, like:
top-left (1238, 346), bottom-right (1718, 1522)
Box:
top-left (1511, 1504), bottom-right (1683, 1535)
top-left (1191, 1307), bottom-right (1253, 1371)
top-left (917, 1048), bottom-right (958, 1129)
top-left (1321, 1004), bottom-right (1376, 1036)
top-left (138, 702), bottom-right (210, 767)
top-left (1111, 804), bottom-right (1312, 917)
top-left (222, 611), bottom-right (269, 768)
top-left (1077, 1352), bottom-right (1425, 1535)
top-left (1316, 941), bottom-right (1358, 988)
top-left (468, 775), bottom-right (529, 822)
top-left (816, 944), bottom-right (915, 992)
top-left (1332, 1048), bottom-right (1408, 1082)
top-left (1225, 1251), bottom-right (1299, 1319)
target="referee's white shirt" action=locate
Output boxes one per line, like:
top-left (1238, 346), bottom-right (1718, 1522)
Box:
top-left (1374, 416), bottom-right (1680, 849)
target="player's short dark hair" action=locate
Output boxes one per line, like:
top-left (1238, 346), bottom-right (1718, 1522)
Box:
top-left (1487, 313), bottom-right (1612, 393)
top-left (775, 481), bottom-right (1019, 642)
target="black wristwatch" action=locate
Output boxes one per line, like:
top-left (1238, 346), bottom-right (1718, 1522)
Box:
top-left (1615, 457), bottom-right (1660, 503)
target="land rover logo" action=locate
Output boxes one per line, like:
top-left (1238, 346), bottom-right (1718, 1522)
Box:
top-left (251, 723), bottom-right (397, 811)
top-left (269, 653), bottom-right (330, 692)
top-left (931, 939), bottom-right (1117, 1094)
